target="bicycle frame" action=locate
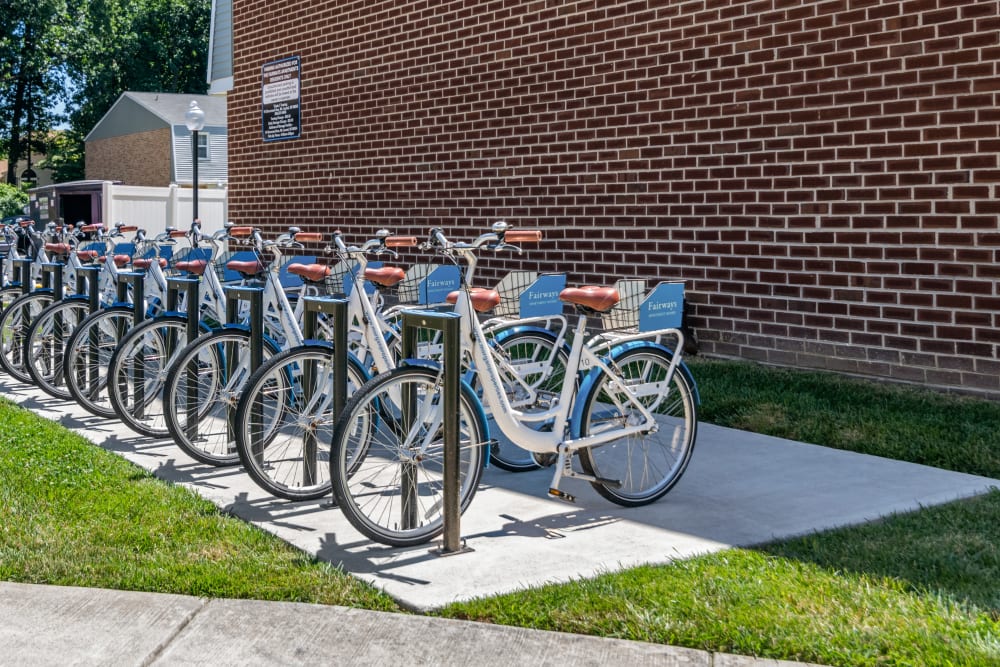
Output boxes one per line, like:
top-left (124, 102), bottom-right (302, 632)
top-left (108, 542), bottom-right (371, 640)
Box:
top-left (443, 237), bottom-right (687, 458)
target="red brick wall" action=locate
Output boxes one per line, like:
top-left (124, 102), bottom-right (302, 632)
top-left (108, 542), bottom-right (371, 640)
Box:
top-left (86, 129), bottom-right (173, 187)
top-left (230, 0), bottom-right (1000, 395)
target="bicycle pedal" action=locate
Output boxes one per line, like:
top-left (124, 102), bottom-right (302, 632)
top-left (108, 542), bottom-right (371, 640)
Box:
top-left (548, 487), bottom-right (576, 503)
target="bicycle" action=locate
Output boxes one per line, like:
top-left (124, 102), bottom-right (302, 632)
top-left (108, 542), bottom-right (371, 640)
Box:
top-left (58, 224), bottom-right (170, 416)
top-left (160, 225), bottom-right (341, 465)
top-left (229, 229), bottom-right (423, 500)
top-left (328, 222), bottom-right (700, 546)
top-left (103, 223), bottom-right (234, 438)
top-left (0, 221), bottom-right (93, 383)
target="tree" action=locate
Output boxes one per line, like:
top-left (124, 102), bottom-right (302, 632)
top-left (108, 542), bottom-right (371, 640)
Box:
top-left (0, 183), bottom-right (30, 217)
top-left (52, 0), bottom-right (211, 177)
top-left (0, 0), bottom-right (69, 186)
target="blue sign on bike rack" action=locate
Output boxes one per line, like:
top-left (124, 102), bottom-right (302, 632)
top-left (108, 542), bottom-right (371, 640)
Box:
top-left (341, 261), bottom-right (382, 297)
top-left (278, 255), bottom-right (317, 288)
top-left (638, 281), bottom-right (685, 332)
top-left (419, 265), bottom-right (460, 304)
top-left (519, 273), bottom-right (566, 318)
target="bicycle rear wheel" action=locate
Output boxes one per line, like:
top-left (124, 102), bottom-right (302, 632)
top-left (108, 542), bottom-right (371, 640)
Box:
top-left (483, 328), bottom-right (569, 472)
top-left (235, 344), bottom-right (368, 501)
top-left (63, 307), bottom-right (135, 418)
top-left (330, 365), bottom-right (488, 547)
top-left (107, 316), bottom-right (191, 438)
top-left (23, 298), bottom-right (90, 399)
top-left (576, 347), bottom-right (698, 507)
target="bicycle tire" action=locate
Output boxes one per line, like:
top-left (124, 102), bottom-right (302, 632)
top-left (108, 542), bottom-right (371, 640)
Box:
top-left (107, 315), bottom-right (192, 439)
top-left (0, 291), bottom-right (54, 383)
top-left (23, 298), bottom-right (91, 399)
top-left (481, 328), bottom-right (570, 472)
top-left (330, 365), bottom-right (488, 547)
top-left (162, 328), bottom-right (279, 466)
top-left (1, 285), bottom-right (23, 314)
top-left (576, 347), bottom-right (698, 507)
top-left (62, 306), bottom-right (135, 418)
top-left (234, 344), bottom-right (368, 501)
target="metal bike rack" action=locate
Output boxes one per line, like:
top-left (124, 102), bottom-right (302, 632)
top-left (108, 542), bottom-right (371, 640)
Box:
top-left (299, 296), bottom-right (349, 488)
top-left (223, 286), bottom-right (265, 444)
top-left (39, 263), bottom-right (65, 379)
top-left (13, 258), bottom-right (33, 295)
top-left (75, 266), bottom-right (102, 315)
top-left (40, 262), bottom-right (64, 300)
top-left (168, 276), bottom-right (204, 444)
top-left (400, 309), bottom-right (467, 556)
top-left (117, 271), bottom-right (146, 418)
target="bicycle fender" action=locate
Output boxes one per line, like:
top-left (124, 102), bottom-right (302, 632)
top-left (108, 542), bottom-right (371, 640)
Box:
top-left (298, 339), bottom-right (372, 383)
top-left (569, 340), bottom-right (700, 439)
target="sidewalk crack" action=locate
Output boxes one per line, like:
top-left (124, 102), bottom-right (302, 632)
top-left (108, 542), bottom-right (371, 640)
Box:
top-left (140, 597), bottom-right (211, 666)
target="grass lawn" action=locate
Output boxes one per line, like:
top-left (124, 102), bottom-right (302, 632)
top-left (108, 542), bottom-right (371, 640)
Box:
top-left (2, 358), bottom-right (999, 666)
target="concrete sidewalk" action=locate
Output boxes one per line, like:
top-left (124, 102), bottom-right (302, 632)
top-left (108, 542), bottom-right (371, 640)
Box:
top-left (0, 581), bottom-right (824, 666)
top-left (2, 375), bottom-right (997, 664)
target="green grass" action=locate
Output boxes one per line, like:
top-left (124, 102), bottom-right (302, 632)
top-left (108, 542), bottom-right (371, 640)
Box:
top-left (688, 357), bottom-right (1000, 478)
top-left (0, 400), bottom-right (398, 611)
top-left (438, 358), bottom-right (1000, 666)
top-left (3, 358), bottom-right (1000, 666)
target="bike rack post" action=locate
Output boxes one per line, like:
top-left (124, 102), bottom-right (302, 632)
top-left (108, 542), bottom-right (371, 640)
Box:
top-left (224, 286), bottom-right (264, 445)
top-left (300, 296), bottom-right (349, 488)
top-left (73, 265), bottom-right (103, 393)
top-left (117, 271), bottom-right (146, 419)
top-left (400, 309), bottom-right (467, 555)
top-left (39, 263), bottom-right (64, 379)
top-left (13, 258), bottom-right (33, 296)
top-left (168, 278), bottom-right (204, 443)
top-left (75, 266), bottom-right (102, 314)
top-left (165, 276), bottom-right (201, 358)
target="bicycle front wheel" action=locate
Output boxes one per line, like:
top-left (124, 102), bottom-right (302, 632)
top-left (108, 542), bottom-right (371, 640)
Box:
top-left (23, 298), bottom-right (90, 399)
top-left (235, 344), bottom-right (368, 501)
top-left (0, 292), bottom-right (54, 383)
top-left (330, 365), bottom-right (488, 547)
top-left (577, 347), bottom-right (698, 507)
top-left (107, 316), bottom-right (192, 438)
top-left (162, 328), bottom-right (277, 466)
top-left (63, 307), bottom-right (136, 418)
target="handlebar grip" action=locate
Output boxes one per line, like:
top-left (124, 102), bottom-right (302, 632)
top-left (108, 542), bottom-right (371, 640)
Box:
top-left (118, 225), bottom-right (139, 233)
top-left (385, 236), bottom-right (418, 248)
top-left (504, 230), bottom-right (542, 243)
top-left (80, 224), bottom-right (104, 233)
top-left (19, 220), bottom-right (34, 228)
top-left (228, 226), bottom-right (254, 237)
top-left (169, 229), bottom-right (189, 238)
top-left (294, 232), bottom-right (325, 242)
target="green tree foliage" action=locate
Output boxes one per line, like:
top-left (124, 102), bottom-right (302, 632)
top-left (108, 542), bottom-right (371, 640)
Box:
top-left (1, 0), bottom-right (211, 183)
top-left (61, 0), bottom-right (211, 172)
top-left (0, 0), bottom-right (69, 185)
top-left (0, 183), bottom-right (30, 217)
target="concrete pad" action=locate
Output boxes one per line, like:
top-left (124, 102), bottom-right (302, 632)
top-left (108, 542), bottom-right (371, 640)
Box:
top-left (5, 377), bottom-right (997, 611)
top-left (0, 581), bottom-right (203, 665)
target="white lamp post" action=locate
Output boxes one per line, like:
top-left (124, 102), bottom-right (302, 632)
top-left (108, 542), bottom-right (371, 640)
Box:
top-left (184, 100), bottom-right (206, 222)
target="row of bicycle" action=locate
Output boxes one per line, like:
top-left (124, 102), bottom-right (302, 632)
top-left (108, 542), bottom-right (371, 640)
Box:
top-left (0, 218), bottom-right (699, 547)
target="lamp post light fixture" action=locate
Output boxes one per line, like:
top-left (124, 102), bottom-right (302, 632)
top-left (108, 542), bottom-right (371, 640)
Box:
top-left (184, 100), bottom-right (206, 222)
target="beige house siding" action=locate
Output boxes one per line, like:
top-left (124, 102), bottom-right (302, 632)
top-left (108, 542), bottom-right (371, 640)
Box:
top-left (86, 128), bottom-right (173, 187)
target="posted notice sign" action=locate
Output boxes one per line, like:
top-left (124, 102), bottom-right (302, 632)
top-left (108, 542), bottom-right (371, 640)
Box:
top-left (262, 56), bottom-right (301, 141)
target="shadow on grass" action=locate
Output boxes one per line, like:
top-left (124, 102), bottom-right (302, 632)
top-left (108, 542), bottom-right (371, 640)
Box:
top-left (752, 489), bottom-right (1000, 614)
